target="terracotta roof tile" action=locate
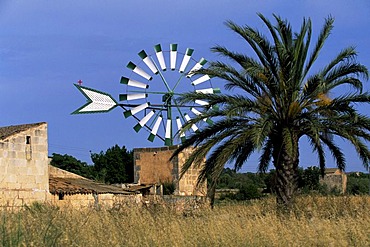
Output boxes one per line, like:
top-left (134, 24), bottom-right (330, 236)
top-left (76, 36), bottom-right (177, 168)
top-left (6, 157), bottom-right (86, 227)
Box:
top-left (49, 177), bottom-right (136, 195)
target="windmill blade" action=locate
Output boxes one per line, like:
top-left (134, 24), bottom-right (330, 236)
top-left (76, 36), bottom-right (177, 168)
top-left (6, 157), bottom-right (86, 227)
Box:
top-left (165, 119), bottom-right (172, 146)
top-left (127, 61), bottom-right (152, 81)
top-left (195, 99), bottom-right (209, 106)
top-left (72, 84), bottom-right (118, 114)
top-left (133, 110), bottom-right (155, 132)
top-left (191, 107), bottom-right (213, 125)
top-left (123, 102), bottom-right (149, 118)
top-left (179, 48), bottom-right (194, 73)
top-left (154, 44), bottom-right (166, 71)
top-left (120, 77), bottom-right (148, 89)
top-left (138, 50), bottom-right (158, 74)
top-left (148, 115), bottom-right (162, 142)
top-left (176, 117), bottom-right (186, 143)
top-left (196, 88), bottom-right (221, 94)
top-left (119, 93), bottom-right (147, 101)
top-left (191, 75), bottom-right (211, 86)
top-left (170, 44), bottom-right (177, 70)
top-left (184, 113), bottom-right (198, 132)
top-left (187, 58), bottom-right (207, 78)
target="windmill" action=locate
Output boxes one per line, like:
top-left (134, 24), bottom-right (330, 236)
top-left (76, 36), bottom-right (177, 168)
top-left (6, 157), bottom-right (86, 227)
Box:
top-left (73, 43), bottom-right (220, 146)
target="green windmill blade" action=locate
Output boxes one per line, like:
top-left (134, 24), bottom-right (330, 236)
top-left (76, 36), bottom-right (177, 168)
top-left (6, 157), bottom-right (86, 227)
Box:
top-left (176, 117), bottom-right (186, 143)
top-left (170, 44), bottom-right (178, 70)
top-left (154, 44), bottom-right (167, 71)
top-left (187, 58), bottom-right (207, 78)
top-left (127, 61), bottom-right (152, 81)
top-left (148, 115), bottom-right (162, 142)
top-left (133, 110), bottom-right (155, 133)
top-left (138, 50), bottom-right (158, 75)
top-left (179, 48), bottom-right (194, 73)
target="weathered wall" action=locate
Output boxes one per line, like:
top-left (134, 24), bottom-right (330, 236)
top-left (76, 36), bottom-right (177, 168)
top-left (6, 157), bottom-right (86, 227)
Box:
top-left (49, 165), bottom-right (86, 179)
top-left (178, 147), bottom-right (206, 196)
top-left (134, 146), bottom-right (178, 185)
top-left (49, 193), bottom-right (141, 209)
top-left (320, 173), bottom-right (347, 194)
top-left (134, 146), bottom-right (206, 196)
top-left (0, 123), bottom-right (48, 207)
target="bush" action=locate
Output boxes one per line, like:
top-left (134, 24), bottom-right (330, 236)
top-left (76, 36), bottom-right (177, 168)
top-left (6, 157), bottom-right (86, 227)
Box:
top-left (162, 181), bottom-right (176, 195)
top-left (347, 176), bottom-right (369, 195)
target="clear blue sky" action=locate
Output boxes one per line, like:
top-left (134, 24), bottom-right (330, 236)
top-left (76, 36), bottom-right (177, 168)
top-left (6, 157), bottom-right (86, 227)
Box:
top-left (1, 1), bottom-right (369, 172)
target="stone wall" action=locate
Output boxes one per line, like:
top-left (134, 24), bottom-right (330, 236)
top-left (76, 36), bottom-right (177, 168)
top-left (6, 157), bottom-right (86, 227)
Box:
top-left (320, 172), bottom-right (347, 194)
top-left (134, 146), bottom-right (206, 196)
top-left (49, 193), bottom-right (141, 209)
top-left (0, 123), bottom-right (49, 208)
top-left (49, 165), bottom-right (86, 179)
top-left (134, 146), bottom-right (178, 185)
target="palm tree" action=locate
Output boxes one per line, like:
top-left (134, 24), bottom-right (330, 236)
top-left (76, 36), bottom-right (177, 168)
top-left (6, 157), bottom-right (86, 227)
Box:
top-left (172, 14), bottom-right (370, 210)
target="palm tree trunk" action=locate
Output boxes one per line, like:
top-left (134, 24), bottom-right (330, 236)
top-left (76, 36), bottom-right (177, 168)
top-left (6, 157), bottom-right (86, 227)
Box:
top-left (273, 136), bottom-right (299, 212)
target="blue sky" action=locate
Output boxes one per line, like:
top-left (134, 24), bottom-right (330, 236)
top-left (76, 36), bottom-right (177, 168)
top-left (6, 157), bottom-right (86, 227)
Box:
top-left (0, 1), bottom-right (369, 172)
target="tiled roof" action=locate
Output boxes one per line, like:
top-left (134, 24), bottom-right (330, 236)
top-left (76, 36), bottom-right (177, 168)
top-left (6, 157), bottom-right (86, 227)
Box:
top-left (0, 122), bottom-right (46, 140)
top-left (49, 177), bottom-right (136, 195)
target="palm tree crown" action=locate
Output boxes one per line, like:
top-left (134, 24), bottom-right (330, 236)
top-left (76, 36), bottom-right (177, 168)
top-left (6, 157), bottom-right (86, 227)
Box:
top-left (173, 14), bottom-right (369, 208)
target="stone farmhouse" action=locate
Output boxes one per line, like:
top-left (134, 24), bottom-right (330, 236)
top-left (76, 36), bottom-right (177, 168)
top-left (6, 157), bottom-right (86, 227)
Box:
top-left (0, 122), bottom-right (206, 208)
top-left (320, 168), bottom-right (347, 194)
top-left (48, 165), bottom-right (144, 208)
top-left (0, 122), bottom-right (49, 207)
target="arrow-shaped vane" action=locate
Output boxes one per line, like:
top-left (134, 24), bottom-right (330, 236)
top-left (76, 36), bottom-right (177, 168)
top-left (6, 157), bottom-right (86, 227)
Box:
top-left (72, 84), bottom-right (118, 114)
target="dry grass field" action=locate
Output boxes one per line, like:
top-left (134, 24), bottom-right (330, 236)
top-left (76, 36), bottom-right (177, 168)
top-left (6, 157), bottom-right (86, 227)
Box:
top-left (1, 195), bottom-right (369, 246)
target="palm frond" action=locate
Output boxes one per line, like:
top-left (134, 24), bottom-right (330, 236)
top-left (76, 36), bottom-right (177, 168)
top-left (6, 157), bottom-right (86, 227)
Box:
top-left (258, 137), bottom-right (273, 173)
top-left (303, 16), bottom-right (334, 78)
top-left (320, 135), bottom-right (346, 171)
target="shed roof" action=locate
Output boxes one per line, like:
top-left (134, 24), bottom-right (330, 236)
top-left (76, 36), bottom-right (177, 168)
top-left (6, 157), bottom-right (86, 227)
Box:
top-left (0, 122), bottom-right (46, 140)
top-left (49, 177), bottom-right (136, 195)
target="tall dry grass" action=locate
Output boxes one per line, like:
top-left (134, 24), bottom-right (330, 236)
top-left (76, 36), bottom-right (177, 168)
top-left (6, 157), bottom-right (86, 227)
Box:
top-left (0, 195), bottom-right (369, 246)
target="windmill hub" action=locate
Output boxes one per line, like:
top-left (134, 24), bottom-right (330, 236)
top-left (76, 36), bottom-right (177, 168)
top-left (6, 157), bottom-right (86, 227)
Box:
top-left (162, 92), bottom-right (174, 104)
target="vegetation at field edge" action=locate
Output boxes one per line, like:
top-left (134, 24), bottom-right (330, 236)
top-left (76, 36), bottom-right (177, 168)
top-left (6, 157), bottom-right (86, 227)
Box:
top-left (0, 195), bottom-right (369, 246)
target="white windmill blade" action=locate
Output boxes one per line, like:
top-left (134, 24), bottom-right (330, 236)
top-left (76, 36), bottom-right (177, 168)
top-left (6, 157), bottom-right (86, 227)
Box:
top-left (176, 117), bottom-right (186, 143)
top-left (187, 58), bottom-right (207, 78)
top-left (120, 77), bottom-right (148, 89)
top-left (196, 88), bottom-right (221, 94)
top-left (138, 50), bottom-right (158, 74)
top-left (127, 61), bottom-right (152, 81)
top-left (154, 44), bottom-right (166, 71)
top-left (170, 44), bottom-right (177, 70)
top-left (72, 84), bottom-right (118, 114)
top-left (165, 119), bottom-right (172, 146)
top-left (148, 115), bottom-right (162, 142)
top-left (133, 110), bottom-right (155, 132)
top-left (195, 99), bottom-right (209, 106)
top-left (191, 107), bottom-right (213, 125)
top-left (179, 48), bottom-right (194, 73)
top-left (119, 93), bottom-right (147, 101)
top-left (123, 102), bottom-right (149, 118)
top-left (184, 113), bottom-right (199, 132)
top-left (191, 75), bottom-right (211, 86)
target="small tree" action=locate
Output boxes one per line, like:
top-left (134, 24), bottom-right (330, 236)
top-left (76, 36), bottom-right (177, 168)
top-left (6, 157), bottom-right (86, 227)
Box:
top-left (50, 153), bottom-right (94, 179)
top-left (299, 166), bottom-right (321, 193)
top-left (91, 145), bottom-right (133, 184)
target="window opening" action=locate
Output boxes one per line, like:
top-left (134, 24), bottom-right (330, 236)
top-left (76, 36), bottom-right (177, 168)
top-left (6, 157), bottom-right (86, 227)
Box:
top-left (26, 136), bottom-right (32, 160)
top-left (26, 136), bottom-right (31, 144)
top-left (58, 193), bottom-right (64, 200)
